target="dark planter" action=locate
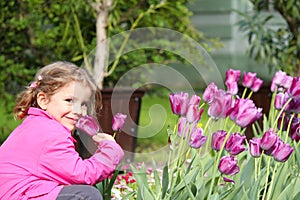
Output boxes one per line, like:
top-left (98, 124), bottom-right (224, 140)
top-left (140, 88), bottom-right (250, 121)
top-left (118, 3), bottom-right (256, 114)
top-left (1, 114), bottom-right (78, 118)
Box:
top-left (75, 88), bottom-right (145, 163)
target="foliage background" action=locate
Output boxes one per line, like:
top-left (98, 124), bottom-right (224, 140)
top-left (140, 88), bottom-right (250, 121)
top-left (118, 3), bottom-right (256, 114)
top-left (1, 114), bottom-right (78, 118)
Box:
top-left (0, 0), bottom-right (220, 144)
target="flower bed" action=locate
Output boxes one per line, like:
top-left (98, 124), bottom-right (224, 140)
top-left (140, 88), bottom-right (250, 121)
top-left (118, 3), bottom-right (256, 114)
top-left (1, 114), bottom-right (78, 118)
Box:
top-left (102, 69), bottom-right (300, 199)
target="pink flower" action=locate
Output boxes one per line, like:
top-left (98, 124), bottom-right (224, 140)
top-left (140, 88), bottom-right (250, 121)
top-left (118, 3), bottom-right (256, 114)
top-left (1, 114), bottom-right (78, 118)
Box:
top-left (225, 132), bottom-right (247, 155)
top-left (272, 140), bottom-right (294, 162)
top-left (249, 137), bottom-right (262, 157)
top-left (169, 92), bottom-right (189, 116)
top-left (203, 82), bottom-right (218, 103)
top-left (289, 118), bottom-right (300, 141)
top-left (112, 113), bottom-right (127, 132)
top-left (260, 128), bottom-right (279, 151)
top-left (189, 94), bottom-right (201, 106)
top-left (242, 72), bottom-right (256, 88)
top-left (287, 77), bottom-right (300, 100)
top-left (189, 127), bottom-right (207, 149)
top-left (76, 115), bottom-right (99, 136)
top-left (211, 130), bottom-right (227, 151)
top-left (218, 155), bottom-right (240, 176)
top-left (225, 69), bottom-right (240, 95)
top-left (177, 117), bottom-right (188, 137)
top-left (274, 92), bottom-right (288, 110)
top-left (186, 105), bottom-right (204, 123)
top-left (251, 77), bottom-right (263, 92)
top-left (271, 70), bottom-right (292, 92)
top-left (208, 89), bottom-right (234, 119)
top-left (230, 98), bottom-right (262, 127)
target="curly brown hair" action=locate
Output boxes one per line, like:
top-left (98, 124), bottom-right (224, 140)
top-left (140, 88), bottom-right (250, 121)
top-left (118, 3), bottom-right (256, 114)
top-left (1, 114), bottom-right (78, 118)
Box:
top-left (14, 61), bottom-right (101, 120)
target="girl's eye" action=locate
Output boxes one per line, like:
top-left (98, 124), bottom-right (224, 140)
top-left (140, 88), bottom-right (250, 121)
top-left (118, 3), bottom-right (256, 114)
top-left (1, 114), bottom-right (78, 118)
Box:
top-left (65, 99), bottom-right (73, 103)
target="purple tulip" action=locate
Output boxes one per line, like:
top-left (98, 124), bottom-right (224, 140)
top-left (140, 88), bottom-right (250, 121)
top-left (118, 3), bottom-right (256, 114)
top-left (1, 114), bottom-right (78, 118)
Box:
top-left (272, 140), bottom-right (294, 162)
top-left (251, 77), bottom-right (263, 92)
top-left (202, 82), bottom-right (218, 103)
top-left (274, 92), bottom-right (287, 110)
top-left (178, 117), bottom-right (188, 137)
top-left (222, 176), bottom-right (235, 184)
top-left (211, 130), bottom-right (227, 151)
top-left (230, 98), bottom-right (262, 127)
top-left (169, 92), bottom-right (189, 116)
top-left (112, 113), bottom-right (127, 132)
top-left (285, 98), bottom-right (300, 114)
top-left (260, 128), bottom-right (279, 151)
top-left (225, 69), bottom-right (240, 95)
top-left (225, 133), bottom-right (247, 155)
top-left (249, 138), bottom-right (262, 157)
top-left (218, 155), bottom-right (240, 176)
top-left (289, 118), bottom-right (300, 141)
top-left (186, 105), bottom-right (204, 123)
top-left (242, 72), bottom-right (257, 88)
top-left (287, 77), bottom-right (300, 100)
top-left (76, 115), bottom-right (99, 136)
top-left (189, 127), bottom-right (207, 149)
top-left (189, 94), bottom-right (201, 106)
top-left (208, 89), bottom-right (234, 119)
top-left (270, 70), bottom-right (292, 92)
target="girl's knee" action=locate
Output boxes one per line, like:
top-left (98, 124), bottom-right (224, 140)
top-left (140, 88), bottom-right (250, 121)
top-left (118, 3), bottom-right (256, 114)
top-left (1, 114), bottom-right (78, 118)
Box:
top-left (57, 185), bottom-right (102, 200)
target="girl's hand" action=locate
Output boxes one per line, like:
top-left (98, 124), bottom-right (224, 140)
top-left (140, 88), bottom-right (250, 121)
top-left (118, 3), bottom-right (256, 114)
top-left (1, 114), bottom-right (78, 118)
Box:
top-left (92, 133), bottom-right (115, 143)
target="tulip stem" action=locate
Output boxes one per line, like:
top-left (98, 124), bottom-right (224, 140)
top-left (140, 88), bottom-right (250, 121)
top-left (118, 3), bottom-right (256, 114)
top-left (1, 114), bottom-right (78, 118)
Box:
top-left (284, 114), bottom-right (294, 143)
top-left (269, 87), bottom-right (278, 124)
top-left (247, 90), bottom-right (253, 99)
top-left (207, 123), bottom-right (236, 199)
top-left (241, 87), bottom-right (248, 99)
top-left (266, 162), bottom-right (278, 200)
top-left (262, 156), bottom-right (271, 200)
top-left (272, 97), bottom-right (292, 129)
top-left (254, 158), bottom-right (257, 181)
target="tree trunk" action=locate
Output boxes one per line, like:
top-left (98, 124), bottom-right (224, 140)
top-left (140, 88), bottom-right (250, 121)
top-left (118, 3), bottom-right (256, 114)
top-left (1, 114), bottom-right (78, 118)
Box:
top-left (93, 8), bottom-right (109, 89)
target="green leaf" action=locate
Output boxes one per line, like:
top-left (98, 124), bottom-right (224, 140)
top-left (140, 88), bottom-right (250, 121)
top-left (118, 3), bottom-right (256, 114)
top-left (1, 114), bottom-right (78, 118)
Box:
top-left (141, 185), bottom-right (155, 200)
top-left (240, 157), bottom-right (255, 189)
top-left (269, 163), bottom-right (289, 199)
top-left (161, 163), bottom-right (169, 199)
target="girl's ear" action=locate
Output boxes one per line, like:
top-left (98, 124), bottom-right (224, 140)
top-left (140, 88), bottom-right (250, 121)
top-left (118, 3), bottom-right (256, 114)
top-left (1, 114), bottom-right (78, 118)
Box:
top-left (36, 92), bottom-right (49, 110)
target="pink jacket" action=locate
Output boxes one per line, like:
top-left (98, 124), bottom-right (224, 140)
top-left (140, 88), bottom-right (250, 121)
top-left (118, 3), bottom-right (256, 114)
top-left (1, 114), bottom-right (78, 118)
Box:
top-left (0, 107), bottom-right (124, 200)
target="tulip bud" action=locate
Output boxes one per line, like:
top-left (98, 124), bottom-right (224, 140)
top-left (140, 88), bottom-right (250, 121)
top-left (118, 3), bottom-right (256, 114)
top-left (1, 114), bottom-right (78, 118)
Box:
top-left (218, 155), bottom-right (240, 176)
top-left (186, 105), bottom-right (204, 123)
top-left (225, 133), bottom-right (247, 155)
top-left (251, 77), bottom-right (263, 92)
top-left (242, 72), bottom-right (256, 88)
top-left (189, 94), bottom-right (201, 106)
top-left (177, 117), bottom-right (188, 138)
top-left (112, 113), bottom-right (127, 132)
top-left (287, 77), bottom-right (300, 100)
top-left (211, 130), bottom-right (227, 151)
top-left (289, 118), bottom-right (300, 141)
top-left (169, 92), bottom-right (189, 116)
top-left (272, 140), bottom-right (294, 162)
top-left (249, 138), bottom-right (262, 157)
top-left (189, 127), bottom-right (207, 149)
top-left (230, 98), bottom-right (262, 128)
top-left (225, 69), bottom-right (240, 95)
top-left (260, 128), bottom-right (279, 151)
top-left (203, 82), bottom-right (218, 103)
top-left (208, 90), bottom-right (234, 119)
top-left (76, 115), bottom-right (99, 136)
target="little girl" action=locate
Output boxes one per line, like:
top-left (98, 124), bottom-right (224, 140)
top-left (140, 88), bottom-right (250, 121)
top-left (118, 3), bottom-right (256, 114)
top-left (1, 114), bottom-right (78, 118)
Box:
top-left (0, 61), bottom-right (124, 200)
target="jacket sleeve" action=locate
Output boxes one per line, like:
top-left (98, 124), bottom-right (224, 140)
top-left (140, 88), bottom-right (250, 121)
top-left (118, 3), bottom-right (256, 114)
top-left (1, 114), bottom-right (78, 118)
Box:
top-left (37, 133), bottom-right (124, 185)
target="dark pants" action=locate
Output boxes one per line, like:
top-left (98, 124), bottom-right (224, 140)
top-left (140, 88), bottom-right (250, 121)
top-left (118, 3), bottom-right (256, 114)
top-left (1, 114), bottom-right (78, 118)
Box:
top-left (56, 185), bottom-right (102, 200)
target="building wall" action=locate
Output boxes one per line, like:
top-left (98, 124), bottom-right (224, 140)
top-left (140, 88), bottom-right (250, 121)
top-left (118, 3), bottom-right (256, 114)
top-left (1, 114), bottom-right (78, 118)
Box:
top-left (187, 0), bottom-right (278, 82)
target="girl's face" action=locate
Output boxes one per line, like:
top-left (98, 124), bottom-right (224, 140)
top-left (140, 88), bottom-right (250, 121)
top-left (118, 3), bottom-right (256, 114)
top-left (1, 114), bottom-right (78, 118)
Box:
top-left (43, 81), bottom-right (92, 131)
